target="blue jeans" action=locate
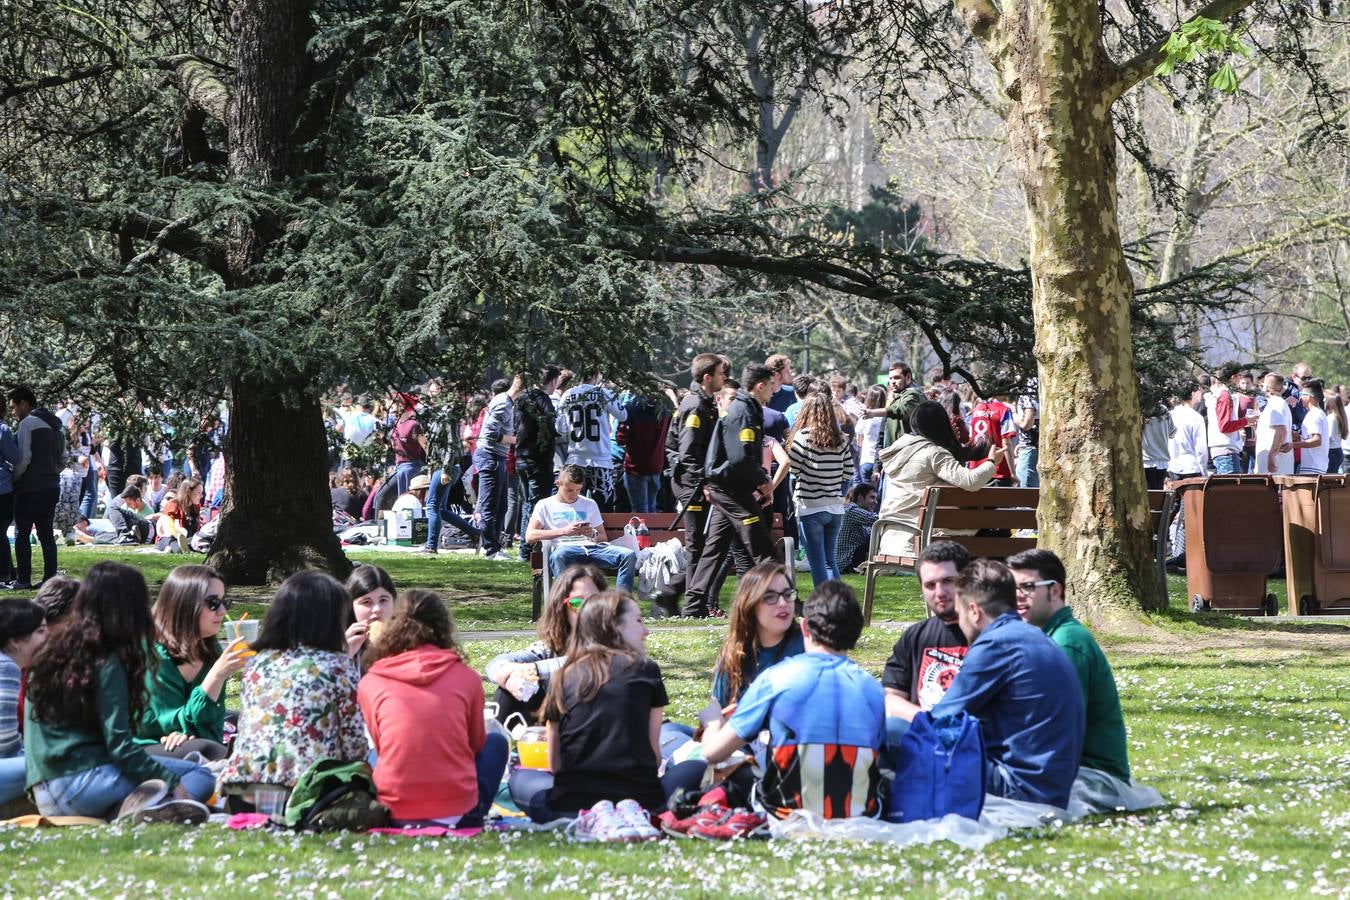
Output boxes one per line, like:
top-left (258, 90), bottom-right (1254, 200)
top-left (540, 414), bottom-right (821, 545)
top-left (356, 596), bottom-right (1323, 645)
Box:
top-left (1212, 452), bottom-right (1240, 475)
top-left (393, 460), bottom-right (424, 495)
top-left (550, 543), bottom-right (637, 592)
top-left (425, 466), bottom-right (479, 550)
top-left (473, 450), bottom-right (508, 555)
top-left (0, 754), bottom-right (27, 806)
top-left (800, 510), bottom-right (843, 586)
top-left (1016, 446), bottom-right (1039, 488)
top-left (78, 464), bottom-right (99, 520)
top-left (623, 473), bottom-right (661, 514)
top-left (32, 757), bottom-right (214, 819)
top-left (1329, 448), bottom-right (1344, 475)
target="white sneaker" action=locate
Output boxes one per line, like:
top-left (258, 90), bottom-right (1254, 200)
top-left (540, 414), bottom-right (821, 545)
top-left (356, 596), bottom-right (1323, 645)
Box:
top-left (571, 800), bottom-right (640, 843)
top-left (614, 799), bottom-right (660, 841)
top-left (485, 551), bottom-right (516, 562)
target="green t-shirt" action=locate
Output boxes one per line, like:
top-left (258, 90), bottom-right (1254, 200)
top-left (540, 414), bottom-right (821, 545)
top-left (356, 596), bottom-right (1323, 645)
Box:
top-left (1043, 606), bottom-right (1131, 782)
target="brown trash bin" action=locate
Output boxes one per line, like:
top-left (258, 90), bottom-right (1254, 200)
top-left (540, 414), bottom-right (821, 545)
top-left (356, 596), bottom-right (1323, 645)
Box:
top-left (1278, 475), bottom-right (1350, 616)
top-left (1175, 475), bottom-right (1281, 615)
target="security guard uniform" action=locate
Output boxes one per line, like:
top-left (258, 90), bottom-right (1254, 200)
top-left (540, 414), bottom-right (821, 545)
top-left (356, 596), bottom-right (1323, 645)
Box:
top-left (685, 388), bottom-right (776, 615)
top-left (657, 385), bottom-right (719, 614)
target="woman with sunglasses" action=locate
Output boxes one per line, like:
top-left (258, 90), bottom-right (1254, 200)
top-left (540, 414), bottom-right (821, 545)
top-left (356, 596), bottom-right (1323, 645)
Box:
top-left (138, 565), bottom-right (249, 761)
top-left (710, 562), bottom-right (804, 710)
top-left (484, 564), bottom-right (607, 724)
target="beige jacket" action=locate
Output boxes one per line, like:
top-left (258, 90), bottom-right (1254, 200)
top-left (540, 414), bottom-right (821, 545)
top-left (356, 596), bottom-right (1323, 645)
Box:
top-left (875, 434), bottom-right (996, 554)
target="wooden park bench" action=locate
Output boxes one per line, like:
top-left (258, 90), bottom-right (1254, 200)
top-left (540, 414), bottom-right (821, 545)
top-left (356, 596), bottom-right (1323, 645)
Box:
top-left (531, 511), bottom-right (794, 620)
top-left (860, 487), bottom-right (1174, 625)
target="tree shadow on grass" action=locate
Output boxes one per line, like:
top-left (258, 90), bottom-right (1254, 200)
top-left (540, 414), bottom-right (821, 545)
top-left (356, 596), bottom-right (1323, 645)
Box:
top-left (1151, 607), bottom-right (1350, 635)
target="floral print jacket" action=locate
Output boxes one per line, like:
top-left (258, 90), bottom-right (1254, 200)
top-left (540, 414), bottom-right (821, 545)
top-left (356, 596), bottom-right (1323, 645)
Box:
top-left (220, 648), bottom-right (367, 788)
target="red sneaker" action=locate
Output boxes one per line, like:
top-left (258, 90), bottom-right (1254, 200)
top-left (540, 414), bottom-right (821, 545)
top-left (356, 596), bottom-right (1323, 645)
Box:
top-left (689, 809), bottom-right (768, 841)
top-left (661, 804), bottom-right (732, 839)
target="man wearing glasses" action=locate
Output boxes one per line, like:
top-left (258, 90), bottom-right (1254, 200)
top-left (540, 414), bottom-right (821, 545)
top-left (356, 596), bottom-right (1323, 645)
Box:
top-left (926, 559), bottom-right (1084, 809)
top-left (1008, 549), bottom-right (1131, 784)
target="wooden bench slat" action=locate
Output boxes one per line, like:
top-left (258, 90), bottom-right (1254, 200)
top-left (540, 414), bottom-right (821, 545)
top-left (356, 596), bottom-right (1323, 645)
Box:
top-left (928, 509), bottom-right (1038, 530)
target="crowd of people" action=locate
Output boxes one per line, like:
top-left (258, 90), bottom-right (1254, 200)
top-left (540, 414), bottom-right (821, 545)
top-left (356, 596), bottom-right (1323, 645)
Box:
top-left (0, 538), bottom-right (1129, 837)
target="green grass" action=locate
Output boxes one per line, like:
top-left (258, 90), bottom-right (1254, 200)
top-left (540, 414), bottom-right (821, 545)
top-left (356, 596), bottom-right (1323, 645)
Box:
top-left (6, 548), bottom-right (1350, 897)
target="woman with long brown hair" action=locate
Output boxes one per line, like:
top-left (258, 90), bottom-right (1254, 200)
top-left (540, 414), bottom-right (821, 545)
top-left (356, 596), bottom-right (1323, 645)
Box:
top-left (358, 590), bottom-right (508, 828)
top-left (508, 591), bottom-right (671, 837)
top-left (155, 477), bottom-right (203, 550)
top-left (711, 562), bottom-right (804, 708)
top-left (484, 564), bottom-right (607, 723)
top-left (777, 393), bottom-right (853, 586)
top-left (25, 561), bottom-right (214, 822)
top-left (138, 564), bottom-right (251, 760)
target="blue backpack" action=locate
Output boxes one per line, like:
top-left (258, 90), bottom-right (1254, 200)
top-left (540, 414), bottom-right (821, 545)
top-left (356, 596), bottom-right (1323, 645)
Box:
top-left (887, 711), bottom-right (987, 823)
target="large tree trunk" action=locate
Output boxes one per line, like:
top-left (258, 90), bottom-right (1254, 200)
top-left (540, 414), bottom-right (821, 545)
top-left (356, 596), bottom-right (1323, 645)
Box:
top-left (1003, 1), bottom-right (1165, 625)
top-left (206, 0), bottom-right (348, 583)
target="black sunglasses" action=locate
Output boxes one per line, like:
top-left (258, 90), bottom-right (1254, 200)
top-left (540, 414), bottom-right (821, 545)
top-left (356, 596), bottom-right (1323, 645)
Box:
top-left (204, 595), bottom-right (233, 613)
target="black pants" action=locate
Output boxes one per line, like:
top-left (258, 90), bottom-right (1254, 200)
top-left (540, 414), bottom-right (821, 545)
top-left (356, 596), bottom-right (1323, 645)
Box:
top-left (491, 685), bottom-right (545, 726)
top-left (659, 485), bottom-right (710, 609)
top-left (13, 488), bottom-right (58, 586)
top-left (1145, 468), bottom-right (1167, 490)
top-left (685, 483), bottom-right (775, 616)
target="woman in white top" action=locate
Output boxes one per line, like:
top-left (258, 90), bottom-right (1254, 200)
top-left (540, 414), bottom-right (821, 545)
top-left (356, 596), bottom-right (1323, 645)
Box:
top-left (1324, 392), bottom-right (1347, 475)
top-left (857, 385), bottom-right (886, 485)
top-left (776, 394), bottom-right (853, 586)
top-left (1294, 380), bottom-right (1331, 475)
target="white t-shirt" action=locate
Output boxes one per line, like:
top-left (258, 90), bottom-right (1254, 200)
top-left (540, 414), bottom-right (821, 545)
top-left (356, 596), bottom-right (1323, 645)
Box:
top-left (1167, 404), bottom-right (1208, 476)
top-left (858, 416), bottom-right (885, 466)
top-left (555, 384), bottom-right (627, 467)
top-left (532, 493), bottom-right (602, 545)
top-left (1255, 400), bottom-right (1294, 475)
top-left (1299, 406), bottom-right (1330, 474)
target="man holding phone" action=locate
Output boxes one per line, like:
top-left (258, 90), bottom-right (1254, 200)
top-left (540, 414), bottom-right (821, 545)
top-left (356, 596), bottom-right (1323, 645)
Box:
top-left (524, 464), bottom-right (637, 592)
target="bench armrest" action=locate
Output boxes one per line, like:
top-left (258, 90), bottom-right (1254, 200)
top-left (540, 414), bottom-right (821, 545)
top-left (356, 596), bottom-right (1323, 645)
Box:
top-left (867, 517), bottom-right (918, 560)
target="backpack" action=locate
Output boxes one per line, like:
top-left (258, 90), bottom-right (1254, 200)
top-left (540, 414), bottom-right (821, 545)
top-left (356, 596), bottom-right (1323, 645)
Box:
top-left (887, 710), bottom-right (986, 823)
top-left (283, 758), bottom-right (388, 832)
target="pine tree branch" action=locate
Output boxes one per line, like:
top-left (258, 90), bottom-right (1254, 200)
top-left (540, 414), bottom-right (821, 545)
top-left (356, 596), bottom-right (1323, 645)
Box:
top-left (1109, 0), bottom-right (1260, 101)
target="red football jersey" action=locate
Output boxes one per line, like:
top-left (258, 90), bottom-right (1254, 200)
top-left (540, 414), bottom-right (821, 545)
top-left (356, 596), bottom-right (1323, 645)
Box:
top-left (968, 400), bottom-right (1015, 480)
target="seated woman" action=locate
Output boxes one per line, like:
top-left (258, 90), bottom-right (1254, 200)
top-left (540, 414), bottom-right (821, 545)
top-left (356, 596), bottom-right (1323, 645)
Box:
top-left (25, 562), bottom-right (214, 823)
top-left (343, 564), bottom-right (396, 664)
top-left (875, 400), bottom-right (1006, 556)
top-left (711, 562), bottom-right (804, 710)
top-left (138, 565), bottom-right (250, 761)
top-left (1, 599), bottom-right (48, 811)
top-left (330, 469), bottom-right (367, 521)
top-left (357, 590), bottom-right (508, 829)
top-left (156, 477), bottom-right (203, 552)
top-left (509, 591), bottom-right (696, 830)
top-left (219, 571), bottom-right (367, 809)
top-left (484, 564), bottom-right (606, 724)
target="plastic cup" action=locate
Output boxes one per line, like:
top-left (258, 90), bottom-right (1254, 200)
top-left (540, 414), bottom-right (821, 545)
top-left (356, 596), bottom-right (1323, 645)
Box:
top-left (254, 786), bottom-right (288, 818)
top-left (223, 620), bottom-right (259, 644)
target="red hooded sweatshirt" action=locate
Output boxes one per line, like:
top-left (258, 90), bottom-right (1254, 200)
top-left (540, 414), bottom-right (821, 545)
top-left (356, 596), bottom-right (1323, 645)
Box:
top-left (357, 645), bottom-right (486, 820)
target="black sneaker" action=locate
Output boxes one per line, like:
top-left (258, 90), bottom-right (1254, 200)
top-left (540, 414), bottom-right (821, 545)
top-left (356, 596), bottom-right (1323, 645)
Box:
top-left (132, 798), bottom-right (211, 826)
top-left (115, 779), bottom-right (169, 821)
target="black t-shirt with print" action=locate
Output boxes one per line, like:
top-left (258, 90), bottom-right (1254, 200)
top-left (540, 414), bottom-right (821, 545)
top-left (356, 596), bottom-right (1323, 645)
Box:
top-left (881, 616), bottom-right (970, 712)
top-left (546, 655), bottom-right (669, 813)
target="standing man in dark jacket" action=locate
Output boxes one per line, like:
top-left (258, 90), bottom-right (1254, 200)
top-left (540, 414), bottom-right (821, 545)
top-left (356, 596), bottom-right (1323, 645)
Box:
top-left (653, 354), bottom-right (728, 617)
top-left (8, 387), bottom-right (65, 589)
top-left (514, 365), bottom-right (561, 561)
top-left (684, 364), bottom-right (777, 618)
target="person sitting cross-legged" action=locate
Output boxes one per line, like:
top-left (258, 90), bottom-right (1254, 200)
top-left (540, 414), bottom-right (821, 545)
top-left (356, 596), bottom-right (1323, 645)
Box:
top-left (916, 559), bottom-right (1085, 809)
top-left (700, 580), bottom-right (885, 820)
top-left (524, 464), bottom-right (636, 593)
top-left (1009, 548), bottom-right (1131, 784)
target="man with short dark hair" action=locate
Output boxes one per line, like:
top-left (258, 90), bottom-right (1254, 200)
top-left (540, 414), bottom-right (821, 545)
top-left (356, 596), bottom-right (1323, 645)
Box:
top-left (925, 558), bottom-right (1085, 808)
top-left (1206, 362), bottom-right (1254, 475)
top-left (834, 482), bottom-right (879, 574)
top-left (476, 376), bottom-right (521, 561)
top-left (881, 540), bottom-right (973, 722)
top-left (654, 353), bottom-right (728, 616)
top-left (700, 580), bottom-right (885, 820)
top-left (863, 363), bottom-right (925, 449)
top-left (764, 354), bottom-right (796, 414)
top-left (683, 364), bottom-right (780, 617)
top-left (1009, 548), bottom-right (1131, 783)
top-left (8, 386), bottom-right (65, 589)
top-left (514, 365), bottom-right (562, 559)
top-left (105, 484), bottom-right (155, 544)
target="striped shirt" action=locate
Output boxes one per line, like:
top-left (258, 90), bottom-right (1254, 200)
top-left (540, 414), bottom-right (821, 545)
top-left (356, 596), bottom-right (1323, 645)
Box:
top-left (787, 428), bottom-right (852, 514)
top-left (0, 652), bottom-right (22, 757)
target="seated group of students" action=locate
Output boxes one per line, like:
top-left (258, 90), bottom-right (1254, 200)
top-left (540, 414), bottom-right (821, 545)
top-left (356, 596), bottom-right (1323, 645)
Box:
top-left (0, 538), bottom-right (1128, 833)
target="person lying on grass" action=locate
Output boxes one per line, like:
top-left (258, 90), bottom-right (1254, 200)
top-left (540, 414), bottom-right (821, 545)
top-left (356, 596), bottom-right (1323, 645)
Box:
top-left (358, 590), bottom-right (507, 829)
top-left (484, 564), bottom-right (607, 725)
top-left (509, 590), bottom-right (702, 824)
top-left (25, 562), bottom-right (214, 823)
top-left (219, 571), bottom-right (367, 812)
top-left (699, 580), bottom-right (885, 819)
top-left (137, 565), bottom-right (249, 761)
